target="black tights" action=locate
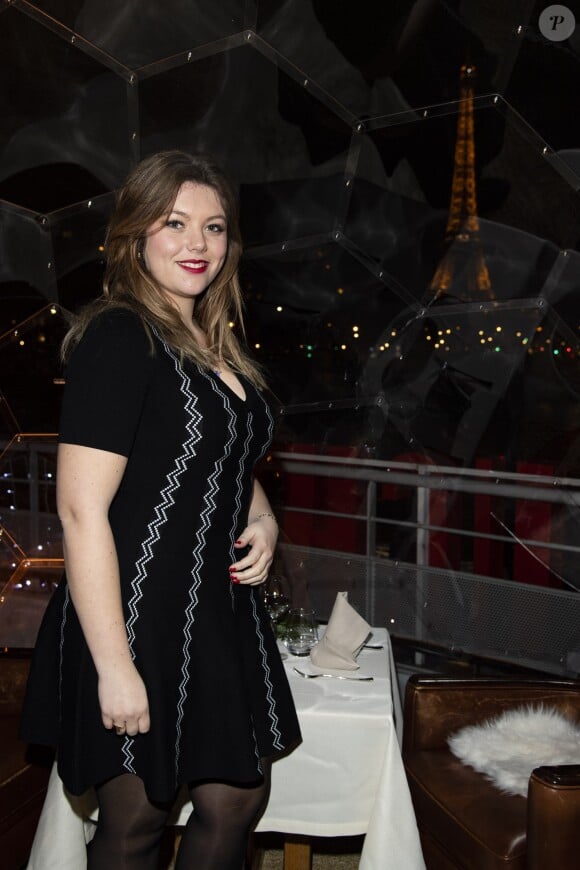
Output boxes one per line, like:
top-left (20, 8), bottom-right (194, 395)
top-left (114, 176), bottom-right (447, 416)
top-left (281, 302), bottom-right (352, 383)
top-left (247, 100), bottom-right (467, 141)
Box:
top-left (175, 772), bottom-right (270, 870)
top-left (88, 766), bottom-right (271, 870)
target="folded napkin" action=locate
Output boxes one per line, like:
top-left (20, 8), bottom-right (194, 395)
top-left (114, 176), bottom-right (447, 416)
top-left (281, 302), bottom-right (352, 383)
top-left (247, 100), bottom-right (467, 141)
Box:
top-left (310, 591), bottom-right (371, 670)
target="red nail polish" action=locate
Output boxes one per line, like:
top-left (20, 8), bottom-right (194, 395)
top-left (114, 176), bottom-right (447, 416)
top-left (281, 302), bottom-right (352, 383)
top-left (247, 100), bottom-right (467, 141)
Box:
top-left (231, 575), bottom-right (240, 584)
top-left (235, 539), bottom-right (243, 545)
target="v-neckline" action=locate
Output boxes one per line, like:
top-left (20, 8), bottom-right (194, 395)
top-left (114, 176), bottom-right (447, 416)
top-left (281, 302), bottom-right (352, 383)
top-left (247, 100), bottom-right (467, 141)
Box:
top-left (185, 319), bottom-right (247, 403)
top-left (211, 369), bottom-right (248, 404)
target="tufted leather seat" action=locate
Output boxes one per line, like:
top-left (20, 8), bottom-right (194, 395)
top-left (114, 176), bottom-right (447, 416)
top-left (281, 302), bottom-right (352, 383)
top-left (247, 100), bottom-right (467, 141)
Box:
top-left (403, 675), bottom-right (580, 870)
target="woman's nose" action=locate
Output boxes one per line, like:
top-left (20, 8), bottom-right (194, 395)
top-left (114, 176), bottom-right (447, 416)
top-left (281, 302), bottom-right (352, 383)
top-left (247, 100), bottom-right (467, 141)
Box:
top-left (185, 229), bottom-right (207, 252)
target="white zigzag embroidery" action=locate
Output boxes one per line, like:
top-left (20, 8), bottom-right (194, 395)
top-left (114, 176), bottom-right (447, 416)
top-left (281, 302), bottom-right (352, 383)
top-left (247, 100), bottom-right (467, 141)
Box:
top-left (232, 412), bottom-right (252, 552)
top-left (250, 716), bottom-right (264, 775)
top-left (122, 334), bottom-right (202, 774)
top-left (250, 590), bottom-right (283, 750)
top-left (228, 412), bottom-right (253, 607)
top-left (174, 368), bottom-right (237, 778)
top-left (121, 737), bottom-right (136, 773)
top-left (58, 585), bottom-right (70, 703)
top-left (254, 391), bottom-right (274, 460)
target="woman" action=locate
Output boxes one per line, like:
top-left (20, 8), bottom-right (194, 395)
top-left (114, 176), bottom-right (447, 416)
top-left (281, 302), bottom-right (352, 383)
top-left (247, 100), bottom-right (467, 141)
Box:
top-left (21, 150), bottom-right (301, 869)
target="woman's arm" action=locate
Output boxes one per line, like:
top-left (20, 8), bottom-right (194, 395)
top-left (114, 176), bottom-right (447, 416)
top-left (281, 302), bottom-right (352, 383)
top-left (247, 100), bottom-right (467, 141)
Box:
top-left (230, 477), bottom-right (278, 585)
top-left (57, 442), bottom-right (150, 736)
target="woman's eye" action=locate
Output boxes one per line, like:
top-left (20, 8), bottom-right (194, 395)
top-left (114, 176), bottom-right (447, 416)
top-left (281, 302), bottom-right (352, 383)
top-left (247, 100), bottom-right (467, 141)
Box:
top-left (166, 219), bottom-right (183, 229)
top-left (207, 223), bottom-right (226, 233)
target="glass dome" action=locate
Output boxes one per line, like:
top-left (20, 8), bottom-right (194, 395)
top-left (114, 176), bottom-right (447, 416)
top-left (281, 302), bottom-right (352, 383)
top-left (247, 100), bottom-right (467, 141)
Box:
top-left (1, 1), bottom-right (579, 671)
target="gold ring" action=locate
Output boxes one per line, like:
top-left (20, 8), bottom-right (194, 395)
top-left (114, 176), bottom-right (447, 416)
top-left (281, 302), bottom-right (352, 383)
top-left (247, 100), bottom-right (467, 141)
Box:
top-left (114, 724), bottom-right (126, 735)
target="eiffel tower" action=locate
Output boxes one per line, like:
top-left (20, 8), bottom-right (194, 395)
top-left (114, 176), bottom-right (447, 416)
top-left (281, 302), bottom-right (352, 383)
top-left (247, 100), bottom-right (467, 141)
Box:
top-left (428, 64), bottom-right (493, 300)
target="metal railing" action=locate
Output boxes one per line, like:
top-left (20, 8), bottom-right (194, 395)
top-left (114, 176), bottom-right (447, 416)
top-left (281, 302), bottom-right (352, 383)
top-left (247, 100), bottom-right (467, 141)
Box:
top-left (268, 451), bottom-right (580, 677)
top-left (0, 435), bottom-right (59, 562)
top-left (1, 439), bottom-right (580, 673)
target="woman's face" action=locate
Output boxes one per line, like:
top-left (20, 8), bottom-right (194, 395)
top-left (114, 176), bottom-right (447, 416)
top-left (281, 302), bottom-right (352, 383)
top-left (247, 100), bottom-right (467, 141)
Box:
top-left (143, 181), bottom-right (228, 316)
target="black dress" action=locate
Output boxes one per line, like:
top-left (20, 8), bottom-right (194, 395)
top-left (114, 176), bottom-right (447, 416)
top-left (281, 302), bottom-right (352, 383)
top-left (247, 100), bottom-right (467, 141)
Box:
top-left (20, 308), bottom-right (300, 803)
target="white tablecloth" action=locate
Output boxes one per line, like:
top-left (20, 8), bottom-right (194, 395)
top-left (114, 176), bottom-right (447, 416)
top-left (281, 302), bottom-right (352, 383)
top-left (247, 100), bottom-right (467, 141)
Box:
top-left (27, 628), bottom-right (425, 870)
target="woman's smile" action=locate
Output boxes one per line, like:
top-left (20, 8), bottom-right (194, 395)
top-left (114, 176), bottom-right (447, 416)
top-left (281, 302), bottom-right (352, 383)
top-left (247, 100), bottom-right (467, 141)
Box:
top-left (177, 259), bottom-right (209, 274)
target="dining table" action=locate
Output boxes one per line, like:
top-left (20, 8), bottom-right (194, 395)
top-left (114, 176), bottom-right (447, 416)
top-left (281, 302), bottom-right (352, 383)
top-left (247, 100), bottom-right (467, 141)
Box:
top-left (25, 627), bottom-right (425, 870)
top-left (252, 626), bottom-right (426, 869)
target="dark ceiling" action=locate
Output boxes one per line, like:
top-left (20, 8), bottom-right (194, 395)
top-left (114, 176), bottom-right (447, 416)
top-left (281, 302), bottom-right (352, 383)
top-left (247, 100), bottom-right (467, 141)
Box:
top-left (1, 0), bottom-right (580, 473)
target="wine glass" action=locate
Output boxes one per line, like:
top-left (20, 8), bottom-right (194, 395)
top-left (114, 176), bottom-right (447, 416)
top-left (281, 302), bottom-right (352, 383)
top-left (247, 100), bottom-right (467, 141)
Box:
top-left (262, 574), bottom-right (290, 638)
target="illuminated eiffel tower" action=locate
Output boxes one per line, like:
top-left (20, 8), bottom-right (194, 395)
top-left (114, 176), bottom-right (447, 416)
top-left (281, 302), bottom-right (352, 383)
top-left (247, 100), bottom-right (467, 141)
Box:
top-left (428, 64), bottom-right (493, 300)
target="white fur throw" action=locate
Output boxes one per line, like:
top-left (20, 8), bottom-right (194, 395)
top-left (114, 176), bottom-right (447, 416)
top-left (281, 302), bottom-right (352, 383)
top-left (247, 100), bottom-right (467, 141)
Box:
top-left (448, 706), bottom-right (580, 797)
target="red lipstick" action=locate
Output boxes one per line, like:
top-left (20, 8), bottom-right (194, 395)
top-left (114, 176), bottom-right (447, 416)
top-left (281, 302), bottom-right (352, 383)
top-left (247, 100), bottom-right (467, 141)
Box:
top-left (177, 259), bottom-right (209, 274)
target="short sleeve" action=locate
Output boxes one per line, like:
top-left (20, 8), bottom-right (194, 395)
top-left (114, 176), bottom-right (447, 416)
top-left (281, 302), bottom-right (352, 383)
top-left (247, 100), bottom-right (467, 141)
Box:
top-left (59, 308), bottom-right (153, 457)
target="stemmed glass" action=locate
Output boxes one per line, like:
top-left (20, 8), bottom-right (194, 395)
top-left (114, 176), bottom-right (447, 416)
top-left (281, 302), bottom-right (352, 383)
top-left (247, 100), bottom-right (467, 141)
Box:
top-left (262, 574), bottom-right (290, 638)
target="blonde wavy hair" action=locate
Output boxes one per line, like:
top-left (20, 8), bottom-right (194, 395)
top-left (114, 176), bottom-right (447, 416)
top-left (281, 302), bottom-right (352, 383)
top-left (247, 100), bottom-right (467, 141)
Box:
top-left (62, 150), bottom-right (266, 389)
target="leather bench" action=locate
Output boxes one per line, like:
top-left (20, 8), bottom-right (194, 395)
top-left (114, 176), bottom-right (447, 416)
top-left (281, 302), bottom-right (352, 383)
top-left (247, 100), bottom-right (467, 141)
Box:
top-left (0, 656), bottom-right (51, 870)
top-left (403, 675), bottom-right (580, 870)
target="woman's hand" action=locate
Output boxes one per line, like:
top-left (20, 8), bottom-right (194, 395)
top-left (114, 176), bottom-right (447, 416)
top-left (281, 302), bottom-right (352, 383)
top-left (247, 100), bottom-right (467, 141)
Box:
top-left (229, 513), bottom-right (278, 586)
top-left (98, 661), bottom-right (150, 737)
